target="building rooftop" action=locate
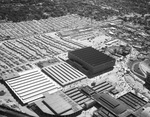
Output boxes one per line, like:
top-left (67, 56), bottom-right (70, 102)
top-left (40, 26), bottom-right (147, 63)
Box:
top-left (69, 47), bottom-right (114, 67)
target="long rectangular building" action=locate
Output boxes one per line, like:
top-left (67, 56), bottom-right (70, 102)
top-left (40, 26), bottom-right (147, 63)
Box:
top-left (42, 62), bottom-right (86, 87)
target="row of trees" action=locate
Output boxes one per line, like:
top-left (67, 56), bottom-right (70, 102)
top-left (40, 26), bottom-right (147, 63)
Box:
top-left (0, 0), bottom-right (45, 4)
top-left (0, 0), bottom-right (119, 22)
top-left (79, 0), bottom-right (150, 15)
top-left (0, 0), bottom-right (150, 22)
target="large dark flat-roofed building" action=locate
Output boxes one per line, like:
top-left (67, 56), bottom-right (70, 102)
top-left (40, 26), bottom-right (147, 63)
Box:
top-left (68, 47), bottom-right (115, 77)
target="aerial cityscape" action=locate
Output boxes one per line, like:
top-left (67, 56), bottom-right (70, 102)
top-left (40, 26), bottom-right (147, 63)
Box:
top-left (0, 0), bottom-right (150, 117)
